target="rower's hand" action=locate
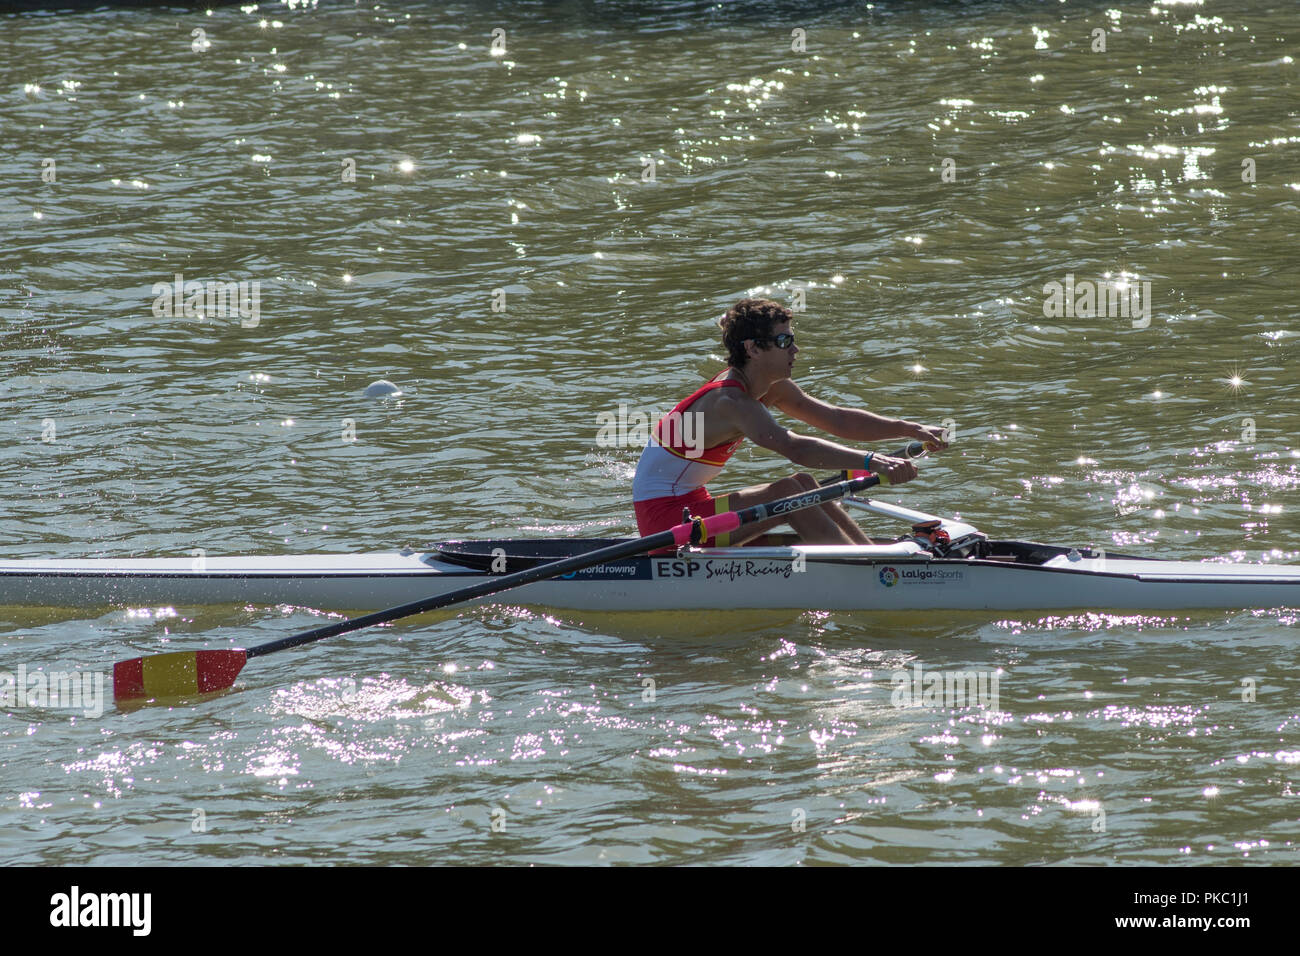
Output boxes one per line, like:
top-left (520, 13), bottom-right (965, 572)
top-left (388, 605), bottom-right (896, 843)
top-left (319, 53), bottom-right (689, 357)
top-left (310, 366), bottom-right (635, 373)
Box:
top-left (872, 454), bottom-right (918, 485)
top-left (911, 423), bottom-right (950, 454)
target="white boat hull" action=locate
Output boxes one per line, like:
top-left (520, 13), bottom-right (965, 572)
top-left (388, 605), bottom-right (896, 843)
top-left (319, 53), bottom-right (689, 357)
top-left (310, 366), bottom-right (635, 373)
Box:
top-left (1, 540), bottom-right (1298, 613)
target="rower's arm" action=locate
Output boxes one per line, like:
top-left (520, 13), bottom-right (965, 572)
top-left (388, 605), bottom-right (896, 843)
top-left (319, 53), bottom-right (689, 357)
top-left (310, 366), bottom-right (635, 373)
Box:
top-left (723, 393), bottom-right (881, 470)
top-left (765, 379), bottom-right (927, 443)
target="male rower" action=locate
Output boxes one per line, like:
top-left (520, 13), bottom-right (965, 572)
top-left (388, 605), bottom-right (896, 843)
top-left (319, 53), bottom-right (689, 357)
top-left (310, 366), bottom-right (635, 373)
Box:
top-left (632, 297), bottom-right (948, 546)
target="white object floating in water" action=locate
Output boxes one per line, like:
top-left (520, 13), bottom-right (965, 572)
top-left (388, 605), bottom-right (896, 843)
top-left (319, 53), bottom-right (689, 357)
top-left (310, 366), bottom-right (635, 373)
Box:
top-left (364, 379), bottom-right (403, 398)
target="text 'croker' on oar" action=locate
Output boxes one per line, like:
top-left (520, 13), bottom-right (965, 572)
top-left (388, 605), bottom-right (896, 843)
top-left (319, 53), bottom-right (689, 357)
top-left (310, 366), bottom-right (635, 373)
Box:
top-left (112, 464), bottom-right (909, 705)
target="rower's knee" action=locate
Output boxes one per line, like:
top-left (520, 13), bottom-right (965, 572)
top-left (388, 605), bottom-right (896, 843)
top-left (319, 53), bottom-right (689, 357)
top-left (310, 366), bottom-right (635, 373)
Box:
top-left (773, 476), bottom-right (805, 496)
top-left (793, 472), bottom-right (817, 490)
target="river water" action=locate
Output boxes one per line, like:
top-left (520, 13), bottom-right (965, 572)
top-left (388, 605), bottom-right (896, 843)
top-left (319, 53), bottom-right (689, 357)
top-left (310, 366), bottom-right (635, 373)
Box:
top-left (1, 0), bottom-right (1296, 865)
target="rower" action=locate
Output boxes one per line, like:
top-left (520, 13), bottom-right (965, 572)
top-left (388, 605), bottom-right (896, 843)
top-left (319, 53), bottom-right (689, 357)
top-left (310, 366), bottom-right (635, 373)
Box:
top-left (631, 297), bottom-right (949, 547)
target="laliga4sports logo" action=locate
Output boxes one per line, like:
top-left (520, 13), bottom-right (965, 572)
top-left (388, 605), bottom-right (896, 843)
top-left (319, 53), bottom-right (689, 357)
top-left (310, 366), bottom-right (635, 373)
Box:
top-left (878, 565), bottom-right (966, 586)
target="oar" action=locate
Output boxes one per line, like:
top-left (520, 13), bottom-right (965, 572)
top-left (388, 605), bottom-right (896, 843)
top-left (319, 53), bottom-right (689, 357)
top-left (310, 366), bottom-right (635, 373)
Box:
top-left (113, 468), bottom-right (898, 703)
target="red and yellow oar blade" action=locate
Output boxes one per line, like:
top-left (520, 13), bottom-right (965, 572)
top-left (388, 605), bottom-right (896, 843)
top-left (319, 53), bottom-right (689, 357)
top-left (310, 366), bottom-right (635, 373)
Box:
top-left (113, 649), bottom-right (248, 702)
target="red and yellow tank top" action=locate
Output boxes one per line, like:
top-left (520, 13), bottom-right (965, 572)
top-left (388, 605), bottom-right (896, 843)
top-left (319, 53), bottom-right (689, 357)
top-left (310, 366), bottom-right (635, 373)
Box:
top-left (632, 375), bottom-right (747, 502)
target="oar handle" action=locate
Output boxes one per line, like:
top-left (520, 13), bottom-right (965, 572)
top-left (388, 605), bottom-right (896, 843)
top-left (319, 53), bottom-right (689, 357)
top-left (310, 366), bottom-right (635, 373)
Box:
top-left (819, 440), bottom-right (927, 487)
top-left (245, 470), bottom-right (883, 660)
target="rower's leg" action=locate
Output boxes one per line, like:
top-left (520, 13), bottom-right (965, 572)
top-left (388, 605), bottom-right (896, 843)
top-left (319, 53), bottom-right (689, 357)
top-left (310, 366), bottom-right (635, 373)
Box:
top-left (715, 476), bottom-right (858, 545)
top-left (791, 473), bottom-right (871, 545)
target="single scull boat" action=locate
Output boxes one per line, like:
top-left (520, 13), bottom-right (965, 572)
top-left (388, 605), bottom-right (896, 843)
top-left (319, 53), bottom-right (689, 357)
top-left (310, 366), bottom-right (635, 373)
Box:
top-left (4, 496), bottom-right (1298, 613)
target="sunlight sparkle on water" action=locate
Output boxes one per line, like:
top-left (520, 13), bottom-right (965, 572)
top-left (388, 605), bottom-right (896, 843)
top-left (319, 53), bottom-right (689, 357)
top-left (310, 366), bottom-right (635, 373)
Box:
top-left (1216, 365), bottom-right (1248, 391)
top-left (125, 607), bottom-right (178, 620)
top-left (272, 676), bottom-right (477, 724)
top-left (996, 612), bottom-right (1184, 634)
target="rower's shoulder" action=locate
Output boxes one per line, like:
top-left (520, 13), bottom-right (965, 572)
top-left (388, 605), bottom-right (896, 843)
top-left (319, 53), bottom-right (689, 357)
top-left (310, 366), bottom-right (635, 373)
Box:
top-left (709, 386), bottom-right (777, 427)
top-left (762, 377), bottom-right (804, 408)
top-left (698, 370), bottom-right (748, 400)
top-left (692, 376), bottom-right (757, 422)
top-left (714, 375), bottom-right (763, 403)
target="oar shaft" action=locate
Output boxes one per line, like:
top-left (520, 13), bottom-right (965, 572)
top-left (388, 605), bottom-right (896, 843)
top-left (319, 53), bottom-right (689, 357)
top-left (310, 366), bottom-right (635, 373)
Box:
top-left (246, 471), bottom-right (881, 659)
top-left (246, 529), bottom-right (678, 658)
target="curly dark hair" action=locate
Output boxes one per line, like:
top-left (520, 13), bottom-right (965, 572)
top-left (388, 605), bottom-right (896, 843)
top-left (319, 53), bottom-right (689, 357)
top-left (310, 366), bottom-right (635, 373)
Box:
top-left (718, 298), bottom-right (792, 368)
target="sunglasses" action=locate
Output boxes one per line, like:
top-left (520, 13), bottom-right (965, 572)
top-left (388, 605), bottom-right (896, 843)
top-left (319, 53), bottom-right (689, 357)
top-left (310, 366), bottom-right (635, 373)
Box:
top-left (756, 332), bottom-right (796, 349)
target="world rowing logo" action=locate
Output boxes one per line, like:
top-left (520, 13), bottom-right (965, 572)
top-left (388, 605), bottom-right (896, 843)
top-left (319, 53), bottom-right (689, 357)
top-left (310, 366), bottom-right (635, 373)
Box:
top-left (878, 566), bottom-right (900, 587)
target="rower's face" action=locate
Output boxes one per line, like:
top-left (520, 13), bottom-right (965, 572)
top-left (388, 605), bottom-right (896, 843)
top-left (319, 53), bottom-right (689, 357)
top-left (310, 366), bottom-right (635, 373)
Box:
top-left (768, 321), bottom-right (797, 376)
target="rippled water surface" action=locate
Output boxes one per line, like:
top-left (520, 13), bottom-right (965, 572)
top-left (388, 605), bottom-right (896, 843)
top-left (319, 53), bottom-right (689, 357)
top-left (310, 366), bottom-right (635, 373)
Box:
top-left (2, 0), bottom-right (1297, 865)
